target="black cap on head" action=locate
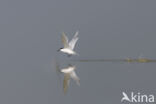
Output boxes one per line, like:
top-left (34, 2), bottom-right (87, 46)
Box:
top-left (57, 48), bottom-right (63, 52)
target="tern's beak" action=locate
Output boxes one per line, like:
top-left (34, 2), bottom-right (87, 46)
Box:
top-left (57, 49), bottom-right (60, 52)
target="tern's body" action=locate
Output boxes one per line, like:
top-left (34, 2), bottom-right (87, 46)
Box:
top-left (58, 31), bottom-right (79, 56)
top-left (60, 48), bottom-right (76, 55)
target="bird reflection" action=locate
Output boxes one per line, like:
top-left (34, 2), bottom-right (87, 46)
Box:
top-left (61, 64), bottom-right (80, 93)
top-left (54, 62), bottom-right (80, 94)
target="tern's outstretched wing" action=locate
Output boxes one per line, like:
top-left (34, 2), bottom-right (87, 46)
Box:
top-left (63, 73), bottom-right (70, 94)
top-left (61, 32), bottom-right (69, 48)
top-left (70, 70), bottom-right (80, 86)
top-left (69, 31), bottom-right (79, 50)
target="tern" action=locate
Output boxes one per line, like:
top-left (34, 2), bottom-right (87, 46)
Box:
top-left (61, 65), bottom-right (80, 93)
top-left (58, 31), bottom-right (79, 57)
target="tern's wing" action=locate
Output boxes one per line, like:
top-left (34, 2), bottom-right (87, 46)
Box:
top-left (70, 70), bottom-right (80, 86)
top-left (61, 32), bottom-right (69, 48)
top-left (63, 73), bottom-right (70, 94)
top-left (69, 31), bottom-right (79, 50)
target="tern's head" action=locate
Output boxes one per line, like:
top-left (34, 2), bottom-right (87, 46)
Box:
top-left (57, 48), bottom-right (63, 52)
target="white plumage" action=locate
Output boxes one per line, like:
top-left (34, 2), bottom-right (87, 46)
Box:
top-left (58, 31), bottom-right (79, 56)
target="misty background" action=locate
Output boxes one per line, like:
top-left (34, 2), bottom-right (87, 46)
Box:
top-left (0, 0), bottom-right (155, 104)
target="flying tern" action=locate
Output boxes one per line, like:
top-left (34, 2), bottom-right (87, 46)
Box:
top-left (58, 31), bottom-right (79, 57)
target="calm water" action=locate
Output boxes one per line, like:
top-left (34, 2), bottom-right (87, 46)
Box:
top-left (51, 59), bottom-right (156, 104)
top-left (0, 0), bottom-right (156, 104)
